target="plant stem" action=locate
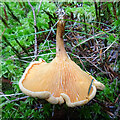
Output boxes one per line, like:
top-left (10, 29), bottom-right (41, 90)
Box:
top-left (14, 38), bottom-right (32, 59)
top-left (94, 0), bottom-right (99, 27)
top-left (4, 3), bottom-right (20, 23)
top-left (2, 36), bottom-right (21, 59)
top-left (112, 2), bottom-right (118, 20)
top-left (0, 16), bottom-right (9, 28)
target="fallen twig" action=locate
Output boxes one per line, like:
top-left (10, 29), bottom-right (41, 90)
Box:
top-left (93, 39), bottom-right (117, 61)
top-left (1, 96), bottom-right (29, 107)
top-left (10, 96), bottom-right (29, 103)
top-left (41, 21), bottom-right (58, 51)
top-left (28, 0), bottom-right (37, 58)
top-left (113, 101), bottom-right (120, 119)
top-left (9, 52), bottom-right (56, 60)
top-left (0, 93), bottom-right (23, 97)
top-left (0, 92), bottom-right (9, 101)
top-left (68, 52), bottom-right (107, 73)
top-left (73, 31), bottom-right (110, 49)
top-left (37, 0), bottom-right (43, 15)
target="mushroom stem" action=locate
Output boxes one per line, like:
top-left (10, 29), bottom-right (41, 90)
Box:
top-left (56, 18), bottom-right (67, 58)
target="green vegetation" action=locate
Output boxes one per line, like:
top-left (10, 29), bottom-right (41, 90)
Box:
top-left (1, 2), bottom-right (120, 120)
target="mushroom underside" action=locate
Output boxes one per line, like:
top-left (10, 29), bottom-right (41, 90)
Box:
top-left (19, 57), bottom-right (97, 107)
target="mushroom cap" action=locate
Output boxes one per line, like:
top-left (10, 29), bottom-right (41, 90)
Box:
top-left (19, 57), bottom-right (105, 107)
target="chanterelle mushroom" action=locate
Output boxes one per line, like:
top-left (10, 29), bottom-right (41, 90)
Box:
top-left (19, 9), bottom-right (105, 107)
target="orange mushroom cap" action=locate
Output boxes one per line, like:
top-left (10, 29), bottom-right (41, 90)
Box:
top-left (19, 9), bottom-right (105, 107)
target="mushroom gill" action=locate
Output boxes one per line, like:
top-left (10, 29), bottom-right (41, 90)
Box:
top-left (19, 9), bottom-right (105, 107)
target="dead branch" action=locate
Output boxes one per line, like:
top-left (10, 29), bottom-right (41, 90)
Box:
top-left (28, 0), bottom-right (37, 58)
top-left (0, 92), bottom-right (10, 101)
top-left (37, 0), bottom-right (43, 15)
top-left (93, 39), bottom-right (117, 61)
